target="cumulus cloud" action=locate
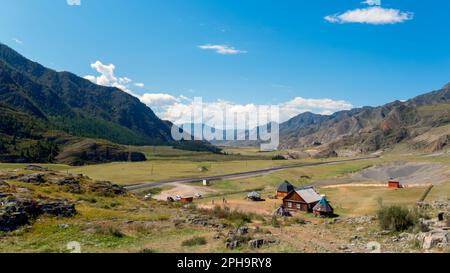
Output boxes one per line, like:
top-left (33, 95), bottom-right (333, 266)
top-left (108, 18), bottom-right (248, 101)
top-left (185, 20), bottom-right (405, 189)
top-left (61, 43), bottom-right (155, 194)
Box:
top-left (83, 62), bottom-right (353, 128)
top-left (84, 61), bottom-right (136, 95)
top-left (199, 44), bottom-right (247, 55)
top-left (135, 83), bottom-right (145, 88)
top-left (142, 95), bottom-right (353, 129)
top-left (67, 0), bottom-right (81, 6)
top-left (140, 93), bottom-right (180, 107)
top-left (325, 6), bottom-right (413, 25)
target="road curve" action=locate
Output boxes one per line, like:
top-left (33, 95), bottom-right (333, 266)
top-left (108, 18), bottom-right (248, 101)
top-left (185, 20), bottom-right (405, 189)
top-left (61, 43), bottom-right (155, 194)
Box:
top-left (125, 156), bottom-right (378, 191)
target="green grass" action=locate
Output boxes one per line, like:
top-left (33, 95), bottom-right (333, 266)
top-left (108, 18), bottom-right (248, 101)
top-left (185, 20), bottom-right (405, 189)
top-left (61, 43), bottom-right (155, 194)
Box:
top-left (181, 237), bottom-right (208, 247)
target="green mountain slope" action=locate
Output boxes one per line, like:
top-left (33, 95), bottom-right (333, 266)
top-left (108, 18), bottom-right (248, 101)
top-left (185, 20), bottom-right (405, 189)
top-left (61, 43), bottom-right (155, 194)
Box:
top-left (0, 43), bottom-right (220, 164)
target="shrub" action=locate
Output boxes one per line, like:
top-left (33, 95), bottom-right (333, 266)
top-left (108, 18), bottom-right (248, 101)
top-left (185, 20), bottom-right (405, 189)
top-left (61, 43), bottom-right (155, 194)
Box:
top-left (272, 155), bottom-right (286, 161)
top-left (182, 236), bottom-right (207, 247)
top-left (377, 205), bottom-right (418, 232)
top-left (95, 225), bottom-right (125, 238)
top-left (210, 206), bottom-right (252, 223)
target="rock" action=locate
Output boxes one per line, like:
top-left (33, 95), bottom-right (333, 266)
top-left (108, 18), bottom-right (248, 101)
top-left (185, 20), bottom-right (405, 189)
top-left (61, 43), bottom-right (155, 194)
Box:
top-left (18, 173), bottom-right (46, 184)
top-left (0, 196), bottom-right (76, 232)
top-left (24, 165), bottom-right (48, 171)
top-left (226, 240), bottom-right (240, 250)
top-left (421, 231), bottom-right (450, 250)
top-left (328, 218), bottom-right (341, 225)
top-left (88, 181), bottom-right (127, 197)
top-left (236, 226), bottom-right (249, 236)
top-left (0, 211), bottom-right (29, 232)
top-left (356, 226), bottom-right (365, 232)
top-left (50, 177), bottom-right (82, 193)
top-left (346, 216), bottom-right (375, 224)
top-left (338, 245), bottom-right (349, 251)
top-left (248, 239), bottom-right (265, 249)
top-left (58, 224), bottom-right (70, 229)
top-left (38, 199), bottom-right (76, 217)
top-left (273, 206), bottom-right (291, 217)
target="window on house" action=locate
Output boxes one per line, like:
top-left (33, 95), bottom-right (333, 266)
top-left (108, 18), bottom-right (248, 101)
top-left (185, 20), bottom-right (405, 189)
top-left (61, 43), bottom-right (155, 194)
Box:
top-left (296, 204), bottom-right (301, 209)
top-left (287, 202), bottom-right (292, 208)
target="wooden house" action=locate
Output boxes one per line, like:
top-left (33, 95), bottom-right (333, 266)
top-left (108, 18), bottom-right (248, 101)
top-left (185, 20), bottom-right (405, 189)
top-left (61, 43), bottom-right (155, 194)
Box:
top-left (276, 181), bottom-right (295, 197)
top-left (282, 186), bottom-right (322, 212)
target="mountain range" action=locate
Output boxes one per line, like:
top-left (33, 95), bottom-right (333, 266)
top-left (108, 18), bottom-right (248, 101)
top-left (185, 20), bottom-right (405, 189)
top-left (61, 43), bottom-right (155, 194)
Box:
top-left (1, 42), bottom-right (449, 164)
top-left (279, 84), bottom-right (450, 154)
top-left (0, 43), bottom-right (219, 164)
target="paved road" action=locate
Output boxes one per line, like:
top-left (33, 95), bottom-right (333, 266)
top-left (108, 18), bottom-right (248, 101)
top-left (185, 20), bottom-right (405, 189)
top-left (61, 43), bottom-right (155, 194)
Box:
top-left (125, 156), bottom-right (378, 191)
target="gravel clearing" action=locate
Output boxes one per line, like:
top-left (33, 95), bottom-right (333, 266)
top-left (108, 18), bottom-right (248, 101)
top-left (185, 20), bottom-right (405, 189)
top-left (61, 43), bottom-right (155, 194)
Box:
top-left (316, 162), bottom-right (449, 187)
top-left (351, 162), bottom-right (448, 185)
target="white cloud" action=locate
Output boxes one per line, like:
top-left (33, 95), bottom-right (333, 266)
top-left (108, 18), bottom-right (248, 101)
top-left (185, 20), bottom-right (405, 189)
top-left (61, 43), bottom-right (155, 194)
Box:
top-left (199, 44), bottom-right (247, 55)
top-left (325, 6), bottom-right (413, 25)
top-left (83, 62), bottom-right (353, 127)
top-left (84, 61), bottom-right (137, 95)
top-left (135, 83), bottom-right (145, 88)
top-left (140, 93), bottom-right (180, 107)
top-left (141, 95), bottom-right (353, 129)
top-left (361, 0), bottom-right (381, 6)
top-left (12, 38), bottom-right (23, 45)
top-left (67, 0), bottom-right (81, 6)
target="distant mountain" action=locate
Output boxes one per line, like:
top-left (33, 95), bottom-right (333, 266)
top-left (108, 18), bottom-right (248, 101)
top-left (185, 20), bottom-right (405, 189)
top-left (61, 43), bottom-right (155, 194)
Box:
top-left (279, 84), bottom-right (450, 154)
top-left (0, 43), bottom-right (220, 164)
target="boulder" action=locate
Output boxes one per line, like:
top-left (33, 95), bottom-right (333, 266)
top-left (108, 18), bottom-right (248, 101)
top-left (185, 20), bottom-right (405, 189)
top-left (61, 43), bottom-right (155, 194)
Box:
top-left (226, 240), bottom-right (241, 250)
top-left (273, 206), bottom-right (291, 217)
top-left (88, 181), bottom-right (127, 197)
top-left (0, 196), bottom-right (76, 232)
top-left (50, 177), bottom-right (83, 193)
top-left (0, 211), bottom-right (29, 232)
top-left (236, 226), bottom-right (249, 236)
top-left (419, 231), bottom-right (450, 250)
top-left (38, 199), bottom-right (76, 217)
top-left (17, 173), bottom-right (46, 184)
top-left (248, 239), bottom-right (265, 249)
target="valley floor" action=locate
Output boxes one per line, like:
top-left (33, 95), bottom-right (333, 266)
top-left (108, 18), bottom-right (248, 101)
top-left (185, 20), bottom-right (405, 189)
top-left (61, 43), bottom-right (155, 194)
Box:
top-left (0, 147), bottom-right (449, 253)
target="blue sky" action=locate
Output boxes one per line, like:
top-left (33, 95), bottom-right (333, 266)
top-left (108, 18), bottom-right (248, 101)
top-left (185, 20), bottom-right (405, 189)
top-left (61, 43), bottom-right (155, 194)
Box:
top-left (1, 0), bottom-right (450, 124)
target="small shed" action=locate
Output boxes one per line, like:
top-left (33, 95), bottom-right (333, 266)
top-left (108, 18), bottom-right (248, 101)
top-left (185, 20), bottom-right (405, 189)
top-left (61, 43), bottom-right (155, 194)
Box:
top-left (388, 180), bottom-right (402, 189)
top-left (277, 181), bottom-right (295, 197)
top-left (313, 196), bottom-right (334, 217)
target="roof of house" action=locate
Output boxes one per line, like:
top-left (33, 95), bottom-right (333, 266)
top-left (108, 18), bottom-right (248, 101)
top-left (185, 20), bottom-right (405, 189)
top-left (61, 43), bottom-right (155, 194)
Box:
top-left (277, 181), bottom-right (295, 192)
top-left (294, 186), bottom-right (322, 204)
top-left (313, 197), bottom-right (333, 213)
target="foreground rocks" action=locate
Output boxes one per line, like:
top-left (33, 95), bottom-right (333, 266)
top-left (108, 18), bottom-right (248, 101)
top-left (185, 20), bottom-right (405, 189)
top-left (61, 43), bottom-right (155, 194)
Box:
top-left (88, 181), bottom-right (127, 197)
top-left (0, 168), bottom-right (128, 232)
top-left (0, 196), bottom-right (76, 232)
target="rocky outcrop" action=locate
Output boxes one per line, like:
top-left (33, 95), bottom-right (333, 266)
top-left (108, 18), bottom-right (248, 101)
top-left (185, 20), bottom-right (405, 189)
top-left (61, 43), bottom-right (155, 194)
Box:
top-left (248, 239), bottom-right (280, 249)
top-left (0, 196), bottom-right (76, 232)
top-left (88, 181), bottom-right (127, 197)
top-left (18, 173), bottom-right (46, 184)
